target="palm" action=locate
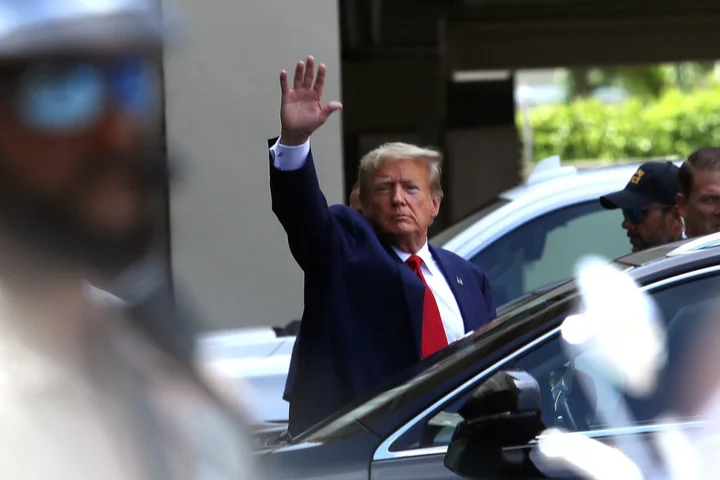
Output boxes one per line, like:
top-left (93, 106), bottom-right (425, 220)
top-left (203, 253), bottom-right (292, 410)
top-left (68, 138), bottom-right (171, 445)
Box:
top-left (281, 90), bottom-right (324, 134)
top-left (279, 56), bottom-right (342, 144)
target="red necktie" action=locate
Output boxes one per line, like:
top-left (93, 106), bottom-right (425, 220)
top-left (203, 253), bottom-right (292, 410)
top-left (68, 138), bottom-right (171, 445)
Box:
top-left (406, 255), bottom-right (448, 358)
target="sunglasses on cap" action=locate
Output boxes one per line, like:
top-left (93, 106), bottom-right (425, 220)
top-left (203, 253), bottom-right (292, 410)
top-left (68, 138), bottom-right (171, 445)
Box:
top-left (4, 57), bottom-right (159, 134)
top-left (622, 205), bottom-right (673, 225)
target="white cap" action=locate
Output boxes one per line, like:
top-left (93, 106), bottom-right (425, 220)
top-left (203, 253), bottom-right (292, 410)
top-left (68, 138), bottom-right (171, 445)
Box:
top-left (0, 0), bottom-right (181, 58)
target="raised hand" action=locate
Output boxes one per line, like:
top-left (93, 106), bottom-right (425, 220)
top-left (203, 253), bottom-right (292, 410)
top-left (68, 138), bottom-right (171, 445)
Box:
top-left (279, 56), bottom-right (343, 146)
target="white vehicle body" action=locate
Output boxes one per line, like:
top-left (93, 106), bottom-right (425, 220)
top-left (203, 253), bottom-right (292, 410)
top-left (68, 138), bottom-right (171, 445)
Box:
top-left (196, 327), bottom-right (295, 423)
top-left (438, 157), bottom-right (668, 256)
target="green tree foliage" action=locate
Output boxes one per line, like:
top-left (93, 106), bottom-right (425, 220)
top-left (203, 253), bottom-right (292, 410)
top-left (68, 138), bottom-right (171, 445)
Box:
top-left (562, 62), bottom-right (717, 100)
top-left (524, 86), bottom-right (720, 162)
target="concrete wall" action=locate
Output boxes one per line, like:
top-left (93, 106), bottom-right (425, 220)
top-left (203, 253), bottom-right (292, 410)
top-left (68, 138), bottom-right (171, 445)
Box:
top-left (162, 0), bottom-right (344, 330)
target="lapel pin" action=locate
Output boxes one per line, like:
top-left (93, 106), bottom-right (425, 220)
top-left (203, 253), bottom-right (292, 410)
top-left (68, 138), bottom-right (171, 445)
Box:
top-left (456, 277), bottom-right (463, 286)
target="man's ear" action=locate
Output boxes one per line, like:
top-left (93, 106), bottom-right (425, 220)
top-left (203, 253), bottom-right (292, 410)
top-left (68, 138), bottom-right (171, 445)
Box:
top-left (666, 205), bottom-right (683, 240)
top-left (676, 192), bottom-right (688, 218)
top-left (431, 195), bottom-right (441, 218)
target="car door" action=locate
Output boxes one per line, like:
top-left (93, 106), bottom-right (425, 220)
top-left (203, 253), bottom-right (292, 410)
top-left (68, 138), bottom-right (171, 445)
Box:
top-left (370, 267), bottom-right (720, 479)
top-left (470, 201), bottom-right (628, 306)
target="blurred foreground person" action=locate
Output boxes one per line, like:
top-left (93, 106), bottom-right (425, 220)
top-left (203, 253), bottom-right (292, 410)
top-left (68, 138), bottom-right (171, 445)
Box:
top-left (677, 147), bottom-right (720, 238)
top-left (0, 1), bottom-right (255, 478)
top-left (600, 161), bottom-right (683, 252)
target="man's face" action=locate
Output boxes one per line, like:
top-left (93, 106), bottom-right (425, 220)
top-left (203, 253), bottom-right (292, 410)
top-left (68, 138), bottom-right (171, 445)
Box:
top-left (621, 203), bottom-right (680, 252)
top-left (677, 169), bottom-right (720, 238)
top-left (362, 158), bottom-right (440, 242)
top-left (0, 55), bottom-right (164, 273)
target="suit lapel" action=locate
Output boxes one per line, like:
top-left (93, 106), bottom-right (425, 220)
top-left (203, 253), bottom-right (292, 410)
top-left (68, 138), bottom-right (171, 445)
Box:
top-left (430, 245), bottom-right (472, 333)
top-left (384, 245), bottom-right (424, 358)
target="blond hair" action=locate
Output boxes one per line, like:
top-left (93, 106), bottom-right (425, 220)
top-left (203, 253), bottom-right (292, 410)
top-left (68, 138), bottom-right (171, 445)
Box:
top-left (357, 142), bottom-right (444, 201)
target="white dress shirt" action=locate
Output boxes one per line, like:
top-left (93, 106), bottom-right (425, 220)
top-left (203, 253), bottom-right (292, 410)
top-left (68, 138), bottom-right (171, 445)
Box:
top-left (270, 138), bottom-right (310, 170)
top-left (391, 244), bottom-right (466, 343)
top-left (270, 139), bottom-right (466, 344)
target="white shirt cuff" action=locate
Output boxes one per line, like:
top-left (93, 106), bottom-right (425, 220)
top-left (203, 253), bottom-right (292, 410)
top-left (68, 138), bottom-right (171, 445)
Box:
top-left (270, 138), bottom-right (311, 171)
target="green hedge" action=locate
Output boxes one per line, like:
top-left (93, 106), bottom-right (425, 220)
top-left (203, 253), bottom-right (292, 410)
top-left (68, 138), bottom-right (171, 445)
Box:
top-left (523, 87), bottom-right (720, 162)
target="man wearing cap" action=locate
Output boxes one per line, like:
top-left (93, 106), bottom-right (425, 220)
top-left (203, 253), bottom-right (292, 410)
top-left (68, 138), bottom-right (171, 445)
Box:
top-left (600, 162), bottom-right (684, 252)
top-left (0, 1), bottom-right (255, 478)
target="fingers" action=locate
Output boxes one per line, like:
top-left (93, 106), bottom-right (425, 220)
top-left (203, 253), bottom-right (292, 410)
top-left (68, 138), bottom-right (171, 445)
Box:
top-left (293, 60), bottom-right (304, 90)
top-left (321, 101), bottom-right (343, 121)
top-left (302, 56), bottom-right (315, 89)
top-left (279, 70), bottom-right (289, 96)
top-left (313, 63), bottom-right (326, 96)
top-left (285, 56), bottom-right (328, 95)
top-left (326, 101), bottom-right (343, 111)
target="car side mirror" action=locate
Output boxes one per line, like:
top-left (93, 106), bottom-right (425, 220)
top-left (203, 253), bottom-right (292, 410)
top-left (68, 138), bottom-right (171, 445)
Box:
top-left (444, 370), bottom-right (545, 478)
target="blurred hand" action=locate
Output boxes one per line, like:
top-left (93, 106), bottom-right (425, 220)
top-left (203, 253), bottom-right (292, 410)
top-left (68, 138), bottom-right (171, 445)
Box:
top-left (279, 56), bottom-right (342, 146)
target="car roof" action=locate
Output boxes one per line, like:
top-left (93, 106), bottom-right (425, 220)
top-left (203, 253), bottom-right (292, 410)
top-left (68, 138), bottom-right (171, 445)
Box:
top-left (436, 158), bottom-right (683, 254)
top-left (501, 157), bottom-right (681, 202)
top-left (614, 233), bottom-right (720, 287)
top-left (502, 163), bottom-right (636, 202)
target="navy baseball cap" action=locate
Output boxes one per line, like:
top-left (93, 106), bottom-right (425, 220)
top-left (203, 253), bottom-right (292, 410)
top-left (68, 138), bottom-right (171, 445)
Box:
top-left (600, 161), bottom-right (679, 210)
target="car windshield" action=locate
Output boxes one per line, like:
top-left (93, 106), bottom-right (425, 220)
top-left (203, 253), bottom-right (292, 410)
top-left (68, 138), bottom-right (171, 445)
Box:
top-left (430, 198), bottom-right (511, 246)
top-left (296, 278), bottom-right (582, 444)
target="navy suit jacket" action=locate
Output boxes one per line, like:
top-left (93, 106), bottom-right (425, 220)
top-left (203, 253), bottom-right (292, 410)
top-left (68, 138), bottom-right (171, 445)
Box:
top-left (269, 143), bottom-right (496, 435)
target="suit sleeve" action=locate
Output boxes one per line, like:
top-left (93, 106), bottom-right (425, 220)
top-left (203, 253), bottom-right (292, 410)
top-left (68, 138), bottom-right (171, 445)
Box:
top-left (269, 138), bottom-right (350, 271)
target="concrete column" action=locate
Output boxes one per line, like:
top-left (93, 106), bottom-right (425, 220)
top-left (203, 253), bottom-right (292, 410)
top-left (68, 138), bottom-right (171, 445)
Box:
top-left (162, 0), bottom-right (344, 330)
top-left (444, 77), bottom-right (520, 223)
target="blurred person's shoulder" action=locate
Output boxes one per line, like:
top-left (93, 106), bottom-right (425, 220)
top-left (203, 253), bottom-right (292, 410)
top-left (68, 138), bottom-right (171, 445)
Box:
top-left (98, 302), bottom-right (261, 479)
top-left (0, 295), bottom-right (150, 479)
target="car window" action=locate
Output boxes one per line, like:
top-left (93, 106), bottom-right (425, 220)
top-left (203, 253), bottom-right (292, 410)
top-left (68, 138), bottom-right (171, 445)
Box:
top-left (471, 201), bottom-right (628, 306)
top-left (401, 273), bottom-right (720, 451)
top-left (430, 198), bottom-right (511, 247)
top-left (516, 273), bottom-right (720, 431)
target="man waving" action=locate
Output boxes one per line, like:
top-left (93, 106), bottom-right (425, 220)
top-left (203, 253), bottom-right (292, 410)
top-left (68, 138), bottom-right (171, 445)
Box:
top-left (269, 56), bottom-right (496, 436)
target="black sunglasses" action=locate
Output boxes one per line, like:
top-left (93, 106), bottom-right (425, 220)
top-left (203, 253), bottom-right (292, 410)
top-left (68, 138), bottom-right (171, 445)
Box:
top-left (622, 205), bottom-right (674, 225)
